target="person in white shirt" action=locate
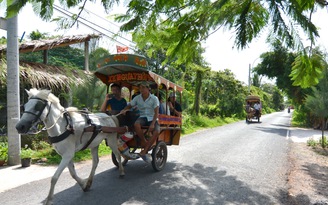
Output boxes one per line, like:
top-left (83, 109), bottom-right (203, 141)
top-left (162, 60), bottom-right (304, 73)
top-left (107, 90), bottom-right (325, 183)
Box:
top-left (120, 82), bottom-right (160, 163)
top-left (253, 101), bottom-right (261, 116)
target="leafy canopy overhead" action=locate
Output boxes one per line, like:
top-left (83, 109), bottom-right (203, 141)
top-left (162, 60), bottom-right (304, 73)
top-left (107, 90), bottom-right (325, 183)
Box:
top-left (4, 0), bottom-right (327, 86)
top-left (5, 0), bottom-right (322, 52)
top-left (290, 47), bottom-right (327, 88)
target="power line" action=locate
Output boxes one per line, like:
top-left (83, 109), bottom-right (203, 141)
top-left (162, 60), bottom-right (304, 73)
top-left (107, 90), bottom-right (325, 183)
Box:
top-left (79, 6), bottom-right (136, 45)
top-left (53, 4), bottom-right (136, 50)
top-left (83, 7), bottom-right (121, 29)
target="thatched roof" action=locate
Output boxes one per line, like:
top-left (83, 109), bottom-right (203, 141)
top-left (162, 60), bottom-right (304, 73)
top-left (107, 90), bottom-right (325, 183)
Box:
top-left (0, 34), bottom-right (100, 53)
top-left (0, 34), bottom-right (101, 91)
top-left (0, 59), bottom-right (92, 91)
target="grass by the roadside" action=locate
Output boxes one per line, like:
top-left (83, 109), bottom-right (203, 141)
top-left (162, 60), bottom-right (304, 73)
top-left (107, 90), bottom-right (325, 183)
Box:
top-left (306, 137), bottom-right (328, 157)
top-left (307, 136), bottom-right (328, 148)
top-left (182, 114), bottom-right (240, 135)
top-left (31, 114), bottom-right (242, 165)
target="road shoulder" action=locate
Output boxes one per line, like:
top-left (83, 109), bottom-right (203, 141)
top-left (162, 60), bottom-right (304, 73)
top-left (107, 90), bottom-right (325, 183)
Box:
top-left (287, 136), bottom-right (328, 204)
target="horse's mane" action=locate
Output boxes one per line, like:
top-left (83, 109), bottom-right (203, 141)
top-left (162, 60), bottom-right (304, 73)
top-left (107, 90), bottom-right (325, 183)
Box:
top-left (30, 88), bottom-right (65, 111)
top-left (30, 89), bottom-right (82, 114)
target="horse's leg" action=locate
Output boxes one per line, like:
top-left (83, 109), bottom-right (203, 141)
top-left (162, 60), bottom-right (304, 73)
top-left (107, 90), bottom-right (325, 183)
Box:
top-left (82, 146), bottom-right (100, 191)
top-left (107, 135), bottom-right (125, 177)
top-left (60, 147), bottom-right (99, 192)
top-left (67, 160), bottom-right (86, 190)
top-left (45, 155), bottom-right (73, 205)
top-left (112, 148), bottom-right (125, 177)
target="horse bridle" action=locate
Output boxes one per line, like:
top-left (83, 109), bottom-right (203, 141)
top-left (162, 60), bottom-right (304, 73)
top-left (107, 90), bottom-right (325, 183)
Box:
top-left (22, 97), bottom-right (53, 130)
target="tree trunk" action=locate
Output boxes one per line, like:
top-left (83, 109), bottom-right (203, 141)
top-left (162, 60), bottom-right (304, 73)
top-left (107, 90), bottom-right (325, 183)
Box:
top-left (7, 15), bottom-right (21, 165)
top-left (321, 117), bottom-right (325, 148)
top-left (193, 70), bottom-right (202, 115)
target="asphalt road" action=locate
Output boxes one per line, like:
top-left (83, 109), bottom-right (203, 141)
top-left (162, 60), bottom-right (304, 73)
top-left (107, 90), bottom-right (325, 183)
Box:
top-left (1, 111), bottom-right (292, 205)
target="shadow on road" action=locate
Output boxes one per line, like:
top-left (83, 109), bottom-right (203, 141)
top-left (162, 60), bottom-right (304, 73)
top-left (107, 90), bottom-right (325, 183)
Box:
top-left (253, 126), bottom-right (287, 137)
top-left (304, 163), bottom-right (328, 197)
top-left (49, 161), bottom-right (288, 205)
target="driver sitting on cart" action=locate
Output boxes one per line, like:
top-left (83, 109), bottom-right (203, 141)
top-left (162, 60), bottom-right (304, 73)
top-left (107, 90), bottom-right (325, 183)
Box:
top-left (253, 101), bottom-right (261, 117)
top-left (120, 81), bottom-right (160, 163)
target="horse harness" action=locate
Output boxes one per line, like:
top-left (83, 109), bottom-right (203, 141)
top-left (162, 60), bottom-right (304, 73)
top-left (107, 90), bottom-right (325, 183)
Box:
top-left (43, 104), bottom-right (130, 151)
top-left (48, 110), bottom-right (103, 151)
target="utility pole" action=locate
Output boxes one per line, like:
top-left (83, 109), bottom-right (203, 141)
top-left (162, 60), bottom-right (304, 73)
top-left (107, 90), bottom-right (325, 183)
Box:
top-left (7, 15), bottom-right (21, 165)
top-left (248, 64), bottom-right (251, 95)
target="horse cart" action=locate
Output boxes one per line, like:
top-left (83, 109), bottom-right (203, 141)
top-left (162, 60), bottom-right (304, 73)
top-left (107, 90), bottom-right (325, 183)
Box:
top-left (245, 95), bottom-right (262, 123)
top-left (15, 54), bottom-right (182, 204)
top-left (94, 53), bottom-right (183, 171)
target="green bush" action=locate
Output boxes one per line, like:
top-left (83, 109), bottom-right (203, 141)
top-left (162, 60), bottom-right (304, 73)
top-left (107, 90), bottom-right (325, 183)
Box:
top-left (307, 137), bottom-right (317, 147)
top-left (32, 140), bottom-right (51, 150)
top-left (20, 144), bottom-right (35, 159)
top-left (319, 136), bottom-right (328, 148)
top-left (0, 142), bottom-right (8, 161)
top-left (200, 104), bottom-right (221, 118)
top-left (292, 107), bottom-right (311, 127)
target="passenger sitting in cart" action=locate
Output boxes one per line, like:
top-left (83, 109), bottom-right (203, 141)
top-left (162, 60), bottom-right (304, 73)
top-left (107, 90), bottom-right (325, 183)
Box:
top-left (100, 83), bottom-right (127, 115)
top-left (168, 93), bottom-right (182, 117)
top-left (100, 83), bottom-right (129, 126)
top-left (246, 101), bottom-right (253, 113)
top-left (158, 93), bottom-right (171, 115)
top-left (120, 81), bottom-right (160, 163)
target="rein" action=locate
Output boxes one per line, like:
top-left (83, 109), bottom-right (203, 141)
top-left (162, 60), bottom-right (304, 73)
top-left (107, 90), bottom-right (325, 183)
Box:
top-left (45, 109), bottom-right (67, 130)
top-left (47, 111), bottom-right (74, 144)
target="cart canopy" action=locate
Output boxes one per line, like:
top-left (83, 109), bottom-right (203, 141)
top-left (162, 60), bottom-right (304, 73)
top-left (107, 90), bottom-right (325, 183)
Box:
top-left (94, 54), bottom-right (183, 93)
top-left (245, 95), bottom-right (261, 102)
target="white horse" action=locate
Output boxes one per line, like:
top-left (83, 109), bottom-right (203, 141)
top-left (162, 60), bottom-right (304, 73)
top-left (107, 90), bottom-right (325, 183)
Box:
top-left (15, 88), bottom-right (124, 205)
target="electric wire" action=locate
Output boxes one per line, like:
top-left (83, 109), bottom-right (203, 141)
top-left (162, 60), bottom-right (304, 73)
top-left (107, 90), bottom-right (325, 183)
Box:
top-left (53, 4), bottom-right (136, 51)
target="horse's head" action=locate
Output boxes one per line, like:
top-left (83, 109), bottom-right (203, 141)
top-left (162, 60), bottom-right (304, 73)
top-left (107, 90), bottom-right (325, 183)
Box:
top-left (16, 88), bottom-right (54, 134)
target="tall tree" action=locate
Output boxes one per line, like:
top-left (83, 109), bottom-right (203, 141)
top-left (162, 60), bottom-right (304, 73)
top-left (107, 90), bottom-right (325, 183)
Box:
top-left (305, 69), bottom-right (328, 148)
top-left (189, 63), bottom-right (210, 115)
top-left (272, 88), bottom-right (284, 111)
top-left (29, 30), bottom-right (47, 40)
top-left (254, 42), bottom-right (308, 105)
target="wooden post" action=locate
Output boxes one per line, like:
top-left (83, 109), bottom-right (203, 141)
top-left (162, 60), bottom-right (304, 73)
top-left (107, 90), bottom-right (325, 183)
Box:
top-left (84, 40), bottom-right (89, 72)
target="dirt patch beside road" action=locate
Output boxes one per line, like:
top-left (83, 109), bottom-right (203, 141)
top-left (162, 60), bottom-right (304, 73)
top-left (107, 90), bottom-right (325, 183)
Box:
top-left (288, 142), bottom-right (328, 205)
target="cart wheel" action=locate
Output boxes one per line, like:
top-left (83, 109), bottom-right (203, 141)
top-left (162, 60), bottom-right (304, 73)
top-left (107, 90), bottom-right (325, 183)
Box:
top-left (245, 116), bottom-right (248, 123)
top-left (151, 141), bottom-right (167, 172)
top-left (258, 117), bottom-right (260, 122)
top-left (111, 152), bottom-right (128, 167)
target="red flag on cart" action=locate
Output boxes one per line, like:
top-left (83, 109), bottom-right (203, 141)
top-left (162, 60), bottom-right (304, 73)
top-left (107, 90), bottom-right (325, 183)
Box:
top-left (116, 45), bottom-right (129, 53)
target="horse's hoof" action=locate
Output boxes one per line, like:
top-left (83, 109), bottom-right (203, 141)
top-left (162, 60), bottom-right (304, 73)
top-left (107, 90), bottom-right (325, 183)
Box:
top-left (82, 186), bottom-right (91, 192)
top-left (83, 184), bottom-right (92, 192)
top-left (119, 174), bottom-right (125, 179)
top-left (44, 199), bottom-right (53, 205)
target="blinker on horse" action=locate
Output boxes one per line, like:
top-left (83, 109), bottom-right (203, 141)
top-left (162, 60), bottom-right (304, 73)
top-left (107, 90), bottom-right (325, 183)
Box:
top-left (16, 88), bottom-right (125, 205)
